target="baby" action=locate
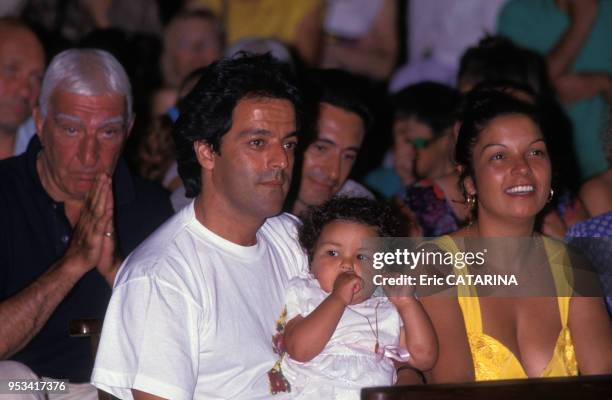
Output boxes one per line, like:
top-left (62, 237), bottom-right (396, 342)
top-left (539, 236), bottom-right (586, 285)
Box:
top-left (270, 197), bottom-right (437, 398)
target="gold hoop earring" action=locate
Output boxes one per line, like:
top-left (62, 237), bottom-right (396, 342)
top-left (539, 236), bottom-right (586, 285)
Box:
top-left (466, 194), bottom-right (477, 209)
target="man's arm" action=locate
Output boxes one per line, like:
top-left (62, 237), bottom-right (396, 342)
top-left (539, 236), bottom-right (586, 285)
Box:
top-left (0, 258), bottom-right (87, 358)
top-left (0, 174), bottom-right (115, 358)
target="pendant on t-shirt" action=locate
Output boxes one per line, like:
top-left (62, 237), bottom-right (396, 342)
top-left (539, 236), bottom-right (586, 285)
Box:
top-left (375, 341), bottom-right (379, 354)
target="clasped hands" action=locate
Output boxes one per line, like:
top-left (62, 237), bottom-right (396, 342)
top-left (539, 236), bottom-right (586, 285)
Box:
top-left (62, 173), bottom-right (121, 286)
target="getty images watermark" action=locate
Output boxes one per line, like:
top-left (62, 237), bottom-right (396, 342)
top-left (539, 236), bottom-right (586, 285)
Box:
top-left (370, 245), bottom-right (519, 287)
top-left (364, 237), bottom-right (609, 297)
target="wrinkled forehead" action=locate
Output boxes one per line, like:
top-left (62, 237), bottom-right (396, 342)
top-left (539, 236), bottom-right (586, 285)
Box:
top-left (48, 90), bottom-right (129, 124)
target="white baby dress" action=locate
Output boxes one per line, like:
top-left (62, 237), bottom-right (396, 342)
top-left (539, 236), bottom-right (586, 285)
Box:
top-left (280, 276), bottom-right (407, 399)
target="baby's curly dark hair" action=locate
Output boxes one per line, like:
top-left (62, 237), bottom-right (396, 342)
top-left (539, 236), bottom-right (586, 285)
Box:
top-left (298, 196), bottom-right (400, 263)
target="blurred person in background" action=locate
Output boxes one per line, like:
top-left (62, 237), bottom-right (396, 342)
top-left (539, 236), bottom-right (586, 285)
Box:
top-left (0, 0), bottom-right (27, 17)
top-left (160, 9), bottom-right (223, 89)
top-left (389, 0), bottom-right (507, 91)
top-left (363, 82), bottom-right (459, 199)
top-left (566, 119), bottom-right (612, 317)
top-left (138, 67), bottom-right (206, 205)
top-left (288, 68), bottom-right (374, 217)
top-left (320, 0), bottom-right (398, 81)
top-left (153, 9), bottom-right (224, 119)
top-left (22, 0), bottom-right (161, 43)
top-left (0, 18), bottom-right (44, 160)
top-left (498, 0), bottom-right (612, 180)
top-left (390, 82), bottom-right (466, 237)
top-left (579, 115), bottom-right (612, 216)
top-left (185, 0), bottom-right (323, 65)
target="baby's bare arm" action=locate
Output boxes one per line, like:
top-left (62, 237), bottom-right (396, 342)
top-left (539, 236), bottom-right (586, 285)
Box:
top-left (395, 298), bottom-right (438, 371)
top-left (283, 295), bottom-right (346, 362)
top-left (284, 272), bottom-right (362, 362)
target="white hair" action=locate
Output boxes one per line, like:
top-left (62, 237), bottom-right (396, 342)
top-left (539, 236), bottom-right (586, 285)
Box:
top-left (39, 48), bottom-right (133, 121)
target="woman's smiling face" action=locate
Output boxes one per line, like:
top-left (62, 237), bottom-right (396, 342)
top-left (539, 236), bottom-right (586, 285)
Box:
top-left (466, 114), bottom-right (551, 222)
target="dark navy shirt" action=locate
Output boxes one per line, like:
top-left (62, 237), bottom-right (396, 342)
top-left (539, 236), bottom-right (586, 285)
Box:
top-left (0, 137), bottom-right (174, 382)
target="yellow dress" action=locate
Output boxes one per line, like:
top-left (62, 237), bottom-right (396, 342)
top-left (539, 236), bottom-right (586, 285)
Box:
top-left (193, 0), bottom-right (323, 46)
top-left (435, 236), bottom-right (578, 381)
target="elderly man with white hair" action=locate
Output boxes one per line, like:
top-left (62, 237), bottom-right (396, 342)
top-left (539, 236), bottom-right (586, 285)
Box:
top-left (0, 48), bottom-right (173, 399)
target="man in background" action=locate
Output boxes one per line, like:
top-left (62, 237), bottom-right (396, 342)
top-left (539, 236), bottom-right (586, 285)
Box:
top-left (290, 69), bottom-right (374, 217)
top-left (0, 17), bottom-right (44, 159)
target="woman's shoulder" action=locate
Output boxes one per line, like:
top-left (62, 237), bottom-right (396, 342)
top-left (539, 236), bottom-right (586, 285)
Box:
top-left (424, 233), bottom-right (465, 253)
top-left (541, 235), bottom-right (572, 262)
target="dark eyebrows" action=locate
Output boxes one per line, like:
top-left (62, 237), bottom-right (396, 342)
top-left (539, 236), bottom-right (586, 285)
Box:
top-left (480, 143), bottom-right (507, 155)
top-left (238, 128), bottom-right (273, 137)
top-left (238, 128), bottom-right (299, 140)
top-left (479, 138), bottom-right (546, 156)
top-left (98, 120), bottom-right (127, 130)
top-left (284, 131), bottom-right (299, 140)
top-left (313, 138), bottom-right (337, 147)
top-left (311, 138), bottom-right (360, 153)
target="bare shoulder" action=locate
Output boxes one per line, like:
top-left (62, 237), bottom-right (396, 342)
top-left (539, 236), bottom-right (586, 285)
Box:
top-left (450, 227), bottom-right (470, 238)
top-left (580, 172), bottom-right (609, 196)
top-left (579, 171), bottom-right (612, 215)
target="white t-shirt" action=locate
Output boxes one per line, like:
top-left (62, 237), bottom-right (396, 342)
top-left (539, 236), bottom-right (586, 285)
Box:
top-left (280, 276), bottom-right (404, 399)
top-left (91, 202), bottom-right (308, 400)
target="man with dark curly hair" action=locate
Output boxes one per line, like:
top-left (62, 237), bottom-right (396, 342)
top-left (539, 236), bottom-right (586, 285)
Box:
top-left (92, 54), bottom-right (309, 400)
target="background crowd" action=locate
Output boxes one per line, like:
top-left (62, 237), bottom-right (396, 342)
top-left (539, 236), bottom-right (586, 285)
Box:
top-left (1, 0), bottom-right (610, 235)
top-left (0, 0), bottom-right (611, 398)
top-left (0, 0), bottom-right (612, 231)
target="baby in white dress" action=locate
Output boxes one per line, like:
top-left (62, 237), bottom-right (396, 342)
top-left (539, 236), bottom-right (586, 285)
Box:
top-left (269, 197), bottom-right (437, 399)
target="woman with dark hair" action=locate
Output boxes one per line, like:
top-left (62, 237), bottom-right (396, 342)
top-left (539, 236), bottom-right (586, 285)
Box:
top-left (458, 36), bottom-right (588, 239)
top-left (420, 87), bottom-right (612, 383)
